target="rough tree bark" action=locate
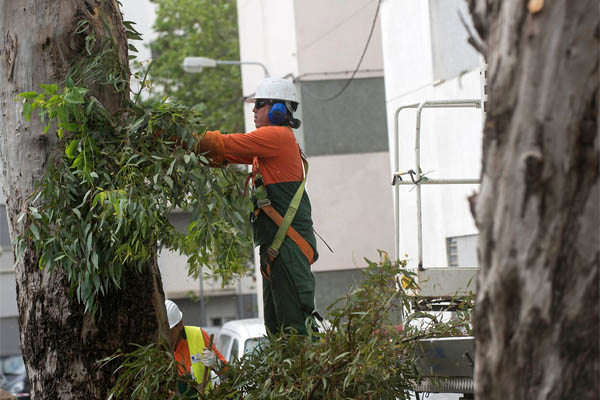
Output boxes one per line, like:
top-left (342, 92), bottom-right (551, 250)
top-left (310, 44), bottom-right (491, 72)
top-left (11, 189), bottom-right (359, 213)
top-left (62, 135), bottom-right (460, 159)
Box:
top-left (0, 1), bottom-right (168, 398)
top-left (469, 1), bottom-right (599, 399)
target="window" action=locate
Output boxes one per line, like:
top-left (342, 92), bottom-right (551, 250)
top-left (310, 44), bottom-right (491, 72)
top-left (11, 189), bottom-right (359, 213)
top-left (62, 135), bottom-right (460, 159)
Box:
top-left (244, 337), bottom-right (269, 356)
top-left (230, 339), bottom-right (239, 362)
top-left (217, 334), bottom-right (232, 361)
top-left (446, 234), bottom-right (479, 267)
top-left (446, 238), bottom-right (459, 267)
top-left (299, 77), bottom-right (388, 157)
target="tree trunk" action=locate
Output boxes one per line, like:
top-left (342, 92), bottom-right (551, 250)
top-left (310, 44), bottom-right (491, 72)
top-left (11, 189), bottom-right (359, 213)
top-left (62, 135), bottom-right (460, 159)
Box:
top-left (0, 1), bottom-right (168, 398)
top-left (469, 1), bottom-right (599, 398)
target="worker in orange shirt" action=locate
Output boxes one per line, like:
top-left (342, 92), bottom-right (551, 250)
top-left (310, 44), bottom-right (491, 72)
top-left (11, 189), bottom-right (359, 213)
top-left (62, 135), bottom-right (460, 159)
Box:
top-left (166, 300), bottom-right (226, 395)
top-left (191, 78), bottom-right (320, 336)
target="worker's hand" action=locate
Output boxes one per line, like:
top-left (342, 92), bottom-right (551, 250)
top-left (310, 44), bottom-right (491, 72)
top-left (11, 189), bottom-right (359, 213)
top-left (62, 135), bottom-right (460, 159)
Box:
top-left (201, 348), bottom-right (217, 368)
top-left (198, 130), bottom-right (226, 167)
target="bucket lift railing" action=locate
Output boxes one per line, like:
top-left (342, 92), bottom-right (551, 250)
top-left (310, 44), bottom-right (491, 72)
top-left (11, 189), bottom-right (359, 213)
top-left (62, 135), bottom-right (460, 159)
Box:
top-left (392, 99), bottom-right (482, 270)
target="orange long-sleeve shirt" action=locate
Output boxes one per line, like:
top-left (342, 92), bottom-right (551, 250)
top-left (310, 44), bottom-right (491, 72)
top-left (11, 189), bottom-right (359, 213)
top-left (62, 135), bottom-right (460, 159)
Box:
top-left (197, 124), bottom-right (317, 256)
top-left (201, 126), bottom-right (304, 185)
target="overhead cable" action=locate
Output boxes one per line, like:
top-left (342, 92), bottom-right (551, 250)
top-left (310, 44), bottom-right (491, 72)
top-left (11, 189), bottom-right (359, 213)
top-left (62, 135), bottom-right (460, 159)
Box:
top-left (295, 0), bottom-right (382, 102)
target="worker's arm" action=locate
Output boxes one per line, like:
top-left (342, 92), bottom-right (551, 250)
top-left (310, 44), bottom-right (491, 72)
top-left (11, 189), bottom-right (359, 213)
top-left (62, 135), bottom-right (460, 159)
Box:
top-left (201, 330), bottom-right (227, 365)
top-left (193, 130), bottom-right (228, 166)
top-left (197, 126), bottom-right (283, 166)
top-left (155, 128), bottom-right (228, 167)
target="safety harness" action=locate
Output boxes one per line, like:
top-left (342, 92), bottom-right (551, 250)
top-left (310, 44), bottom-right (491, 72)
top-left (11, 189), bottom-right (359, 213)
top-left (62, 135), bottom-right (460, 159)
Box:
top-left (249, 149), bottom-right (326, 325)
top-left (248, 149), bottom-right (314, 280)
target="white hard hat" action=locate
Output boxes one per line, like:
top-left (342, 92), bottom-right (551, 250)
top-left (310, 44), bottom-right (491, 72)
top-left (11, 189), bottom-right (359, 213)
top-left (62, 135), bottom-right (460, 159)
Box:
top-left (246, 77), bottom-right (298, 104)
top-left (165, 300), bottom-right (182, 329)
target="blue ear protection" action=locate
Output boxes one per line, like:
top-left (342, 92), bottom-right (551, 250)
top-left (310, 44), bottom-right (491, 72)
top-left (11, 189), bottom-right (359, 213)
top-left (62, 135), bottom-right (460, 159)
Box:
top-left (268, 102), bottom-right (287, 125)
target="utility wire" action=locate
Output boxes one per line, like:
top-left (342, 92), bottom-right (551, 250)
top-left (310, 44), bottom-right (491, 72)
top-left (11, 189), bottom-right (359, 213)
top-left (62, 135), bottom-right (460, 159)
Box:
top-left (296, 0), bottom-right (382, 102)
top-left (297, 0), bottom-right (377, 53)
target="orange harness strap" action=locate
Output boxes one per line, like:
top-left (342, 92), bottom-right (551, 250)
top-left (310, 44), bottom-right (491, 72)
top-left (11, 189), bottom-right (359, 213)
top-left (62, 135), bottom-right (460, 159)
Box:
top-left (243, 157), bottom-right (260, 197)
top-left (250, 154), bottom-right (314, 280)
top-left (255, 204), bottom-right (315, 279)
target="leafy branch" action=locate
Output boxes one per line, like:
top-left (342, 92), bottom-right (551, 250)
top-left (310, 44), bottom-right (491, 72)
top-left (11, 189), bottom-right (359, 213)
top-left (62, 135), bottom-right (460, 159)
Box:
top-left (15, 16), bottom-right (253, 318)
top-left (102, 253), bottom-right (473, 399)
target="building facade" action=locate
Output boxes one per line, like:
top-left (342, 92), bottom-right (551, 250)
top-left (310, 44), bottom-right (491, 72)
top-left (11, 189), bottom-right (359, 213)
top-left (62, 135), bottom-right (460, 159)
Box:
top-left (380, 0), bottom-right (483, 269)
top-left (236, 0), bottom-right (395, 315)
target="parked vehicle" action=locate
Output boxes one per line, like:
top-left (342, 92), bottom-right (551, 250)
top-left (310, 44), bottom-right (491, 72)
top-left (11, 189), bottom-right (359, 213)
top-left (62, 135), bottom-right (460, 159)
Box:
top-left (0, 355), bottom-right (29, 398)
top-left (216, 317), bottom-right (333, 364)
top-left (216, 319), bottom-right (267, 363)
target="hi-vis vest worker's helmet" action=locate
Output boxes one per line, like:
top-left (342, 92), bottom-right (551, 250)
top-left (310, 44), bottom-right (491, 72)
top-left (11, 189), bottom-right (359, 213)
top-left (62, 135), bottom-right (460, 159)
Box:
top-left (246, 77), bottom-right (299, 104)
top-left (165, 299), bottom-right (183, 329)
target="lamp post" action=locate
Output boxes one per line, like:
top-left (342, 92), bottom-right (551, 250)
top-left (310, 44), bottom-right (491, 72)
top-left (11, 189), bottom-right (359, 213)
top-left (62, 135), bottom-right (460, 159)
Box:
top-left (182, 56), bottom-right (267, 322)
top-left (182, 57), bottom-right (269, 77)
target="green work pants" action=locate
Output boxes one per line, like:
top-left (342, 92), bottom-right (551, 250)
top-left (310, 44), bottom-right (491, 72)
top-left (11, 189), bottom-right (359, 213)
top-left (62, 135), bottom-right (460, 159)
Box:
top-left (260, 242), bottom-right (316, 336)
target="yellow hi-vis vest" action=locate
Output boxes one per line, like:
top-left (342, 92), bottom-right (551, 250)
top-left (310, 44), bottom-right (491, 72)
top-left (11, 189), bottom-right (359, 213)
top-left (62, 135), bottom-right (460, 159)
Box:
top-left (184, 326), bottom-right (212, 390)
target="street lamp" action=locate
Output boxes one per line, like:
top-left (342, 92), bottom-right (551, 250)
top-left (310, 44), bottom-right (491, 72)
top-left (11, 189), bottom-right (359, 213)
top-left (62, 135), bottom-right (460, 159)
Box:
top-left (182, 56), bottom-right (267, 322)
top-left (183, 57), bottom-right (270, 77)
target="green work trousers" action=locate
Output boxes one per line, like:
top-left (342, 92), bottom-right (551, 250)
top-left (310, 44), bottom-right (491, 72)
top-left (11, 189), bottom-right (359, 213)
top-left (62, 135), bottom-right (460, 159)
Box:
top-left (260, 242), bottom-right (316, 336)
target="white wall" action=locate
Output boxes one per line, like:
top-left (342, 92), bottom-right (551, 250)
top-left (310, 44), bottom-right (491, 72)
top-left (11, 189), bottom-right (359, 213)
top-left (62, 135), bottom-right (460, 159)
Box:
top-left (237, 0), bottom-right (300, 133)
top-left (308, 152), bottom-right (395, 270)
top-left (381, 0), bottom-right (483, 268)
top-left (158, 247), bottom-right (258, 298)
top-left (293, 0), bottom-right (384, 80)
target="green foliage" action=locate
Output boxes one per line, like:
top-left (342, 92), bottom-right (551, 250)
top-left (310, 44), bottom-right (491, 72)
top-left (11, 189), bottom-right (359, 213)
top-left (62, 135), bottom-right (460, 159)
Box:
top-left (102, 253), bottom-right (473, 399)
top-left (99, 341), bottom-right (185, 399)
top-left (137, 0), bottom-right (244, 133)
top-left (16, 16), bottom-right (252, 317)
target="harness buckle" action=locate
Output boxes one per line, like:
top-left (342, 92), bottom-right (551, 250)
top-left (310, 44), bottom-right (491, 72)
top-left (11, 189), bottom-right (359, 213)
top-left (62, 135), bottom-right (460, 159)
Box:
top-left (267, 247), bottom-right (279, 261)
top-left (256, 198), bottom-right (271, 208)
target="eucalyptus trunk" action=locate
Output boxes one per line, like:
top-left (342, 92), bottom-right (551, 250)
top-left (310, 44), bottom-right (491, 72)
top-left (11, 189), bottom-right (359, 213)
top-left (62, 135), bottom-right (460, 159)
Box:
top-left (469, 1), bottom-right (599, 398)
top-left (0, 1), bottom-right (168, 398)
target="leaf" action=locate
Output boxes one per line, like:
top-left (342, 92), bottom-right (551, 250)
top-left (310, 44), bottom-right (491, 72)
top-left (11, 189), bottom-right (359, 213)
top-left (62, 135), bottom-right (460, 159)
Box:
top-left (128, 116), bottom-right (146, 134)
top-left (39, 83), bottom-right (59, 94)
top-left (22, 102), bottom-right (32, 122)
top-left (71, 154), bottom-right (83, 169)
top-left (87, 232), bottom-right (93, 254)
top-left (65, 93), bottom-right (84, 104)
top-left (92, 252), bottom-right (98, 269)
top-left (166, 159), bottom-right (175, 176)
top-left (164, 175), bottom-right (173, 189)
top-left (126, 31), bottom-right (143, 40)
top-left (85, 34), bottom-right (96, 54)
top-left (19, 91), bottom-right (39, 99)
top-left (30, 224), bottom-right (40, 241)
top-left (65, 140), bottom-right (79, 159)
